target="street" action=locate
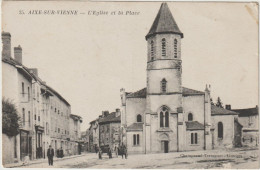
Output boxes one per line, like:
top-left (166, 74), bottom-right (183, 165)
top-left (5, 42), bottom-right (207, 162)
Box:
top-left (19, 147), bottom-right (259, 169)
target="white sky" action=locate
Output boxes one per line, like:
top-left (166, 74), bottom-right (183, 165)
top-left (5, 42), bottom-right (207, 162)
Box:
top-left (2, 2), bottom-right (258, 131)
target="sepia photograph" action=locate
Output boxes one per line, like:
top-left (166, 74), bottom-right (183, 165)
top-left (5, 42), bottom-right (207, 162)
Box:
top-left (1, 1), bottom-right (259, 169)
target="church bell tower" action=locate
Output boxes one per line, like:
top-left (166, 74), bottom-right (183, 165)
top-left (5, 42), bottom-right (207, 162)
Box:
top-left (144, 3), bottom-right (185, 153)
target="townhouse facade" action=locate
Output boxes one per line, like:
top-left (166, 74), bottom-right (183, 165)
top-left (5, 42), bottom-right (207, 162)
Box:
top-left (99, 109), bottom-right (121, 151)
top-left (88, 119), bottom-right (99, 152)
top-left (69, 114), bottom-right (83, 155)
top-left (80, 130), bottom-right (90, 152)
top-left (232, 106), bottom-right (259, 147)
top-left (2, 32), bottom-right (82, 165)
top-left (86, 109), bottom-right (121, 153)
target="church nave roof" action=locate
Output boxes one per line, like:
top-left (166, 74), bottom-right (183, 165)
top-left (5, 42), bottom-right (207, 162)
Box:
top-left (126, 87), bottom-right (204, 98)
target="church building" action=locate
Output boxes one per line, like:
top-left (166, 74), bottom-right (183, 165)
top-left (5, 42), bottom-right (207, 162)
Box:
top-left (120, 3), bottom-right (242, 154)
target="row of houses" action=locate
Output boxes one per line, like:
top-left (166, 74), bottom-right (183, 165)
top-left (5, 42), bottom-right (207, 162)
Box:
top-left (81, 109), bottom-right (121, 153)
top-left (2, 32), bottom-right (83, 165)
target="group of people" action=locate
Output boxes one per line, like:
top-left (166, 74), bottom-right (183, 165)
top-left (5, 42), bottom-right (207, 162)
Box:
top-left (97, 145), bottom-right (128, 160)
top-left (47, 144), bottom-right (128, 166)
top-left (47, 145), bottom-right (65, 166)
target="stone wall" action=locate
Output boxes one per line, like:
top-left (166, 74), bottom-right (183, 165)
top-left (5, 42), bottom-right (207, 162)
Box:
top-left (2, 134), bottom-right (18, 165)
top-left (185, 130), bottom-right (204, 151)
top-left (211, 115), bottom-right (236, 148)
top-left (125, 98), bottom-right (146, 126)
top-left (183, 95), bottom-right (204, 123)
top-left (127, 131), bottom-right (144, 154)
top-left (242, 131), bottom-right (259, 147)
top-left (239, 115), bottom-right (259, 129)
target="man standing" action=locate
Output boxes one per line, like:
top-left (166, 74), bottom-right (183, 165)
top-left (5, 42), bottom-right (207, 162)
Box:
top-left (121, 145), bottom-right (127, 159)
top-left (47, 145), bottom-right (54, 166)
top-left (60, 147), bottom-right (64, 158)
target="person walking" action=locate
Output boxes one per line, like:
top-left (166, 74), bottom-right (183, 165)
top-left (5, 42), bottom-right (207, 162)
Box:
top-left (60, 147), bottom-right (64, 158)
top-left (108, 147), bottom-right (112, 159)
top-left (95, 145), bottom-right (98, 154)
top-left (114, 146), bottom-right (118, 158)
top-left (98, 148), bottom-right (102, 160)
top-left (47, 145), bottom-right (54, 166)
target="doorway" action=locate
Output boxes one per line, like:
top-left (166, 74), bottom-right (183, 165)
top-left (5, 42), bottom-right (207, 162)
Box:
top-left (20, 130), bottom-right (29, 161)
top-left (164, 141), bottom-right (169, 153)
top-left (29, 137), bottom-right (32, 160)
top-left (161, 141), bottom-right (169, 153)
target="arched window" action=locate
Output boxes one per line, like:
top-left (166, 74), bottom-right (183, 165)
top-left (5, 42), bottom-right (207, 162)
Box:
top-left (188, 113), bottom-right (193, 121)
top-left (151, 41), bottom-right (154, 61)
top-left (174, 39), bottom-right (178, 58)
top-left (162, 38), bottom-right (166, 56)
top-left (161, 78), bottom-right (167, 93)
top-left (160, 112), bottom-right (164, 127)
top-left (137, 114), bottom-right (142, 122)
top-left (165, 111), bottom-right (169, 127)
top-left (160, 106), bottom-right (169, 128)
top-left (218, 122), bottom-right (223, 139)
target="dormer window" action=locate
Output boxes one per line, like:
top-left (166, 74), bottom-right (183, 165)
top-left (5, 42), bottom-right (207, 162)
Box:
top-left (161, 78), bottom-right (167, 93)
top-left (174, 39), bottom-right (178, 58)
top-left (162, 38), bottom-right (166, 56)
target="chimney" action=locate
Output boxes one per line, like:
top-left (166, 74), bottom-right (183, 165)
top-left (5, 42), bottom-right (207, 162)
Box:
top-left (225, 105), bottom-right (231, 110)
top-left (2, 32), bottom-right (11, 59)
top-left (102, 111), bottom-right (109, 117)
top-left (115, 108), bottom-right (121, 117)
top-left (104, 111), bottom-right (109, 117)
top-left (14, 45), bottom-right (22, 64)
top-left (29, 68), bottom-right (38, 76)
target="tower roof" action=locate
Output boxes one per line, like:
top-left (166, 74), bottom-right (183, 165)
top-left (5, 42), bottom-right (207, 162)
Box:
top-left (146, 3), bottom-right (183, 40)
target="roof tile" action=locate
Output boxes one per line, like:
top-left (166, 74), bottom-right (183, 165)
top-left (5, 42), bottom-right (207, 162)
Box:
top-left (127, 123), bottom-right (143, 131)
top-left (211, 105), bottom-right (238, 115)
top-left (186, 121), bottom-right (204, 130)
top-left (99, 112), bottom-right (121, 124)
top-left (232, 107), bottom-right (258, 117)
top-left (126, 87), bottom-right (204, 98)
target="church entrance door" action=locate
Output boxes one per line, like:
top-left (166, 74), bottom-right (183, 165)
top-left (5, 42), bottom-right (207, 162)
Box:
top-left (164, 141), bottom-right (169, 153)
top-left (161, 141), bottom-right (169, 153)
